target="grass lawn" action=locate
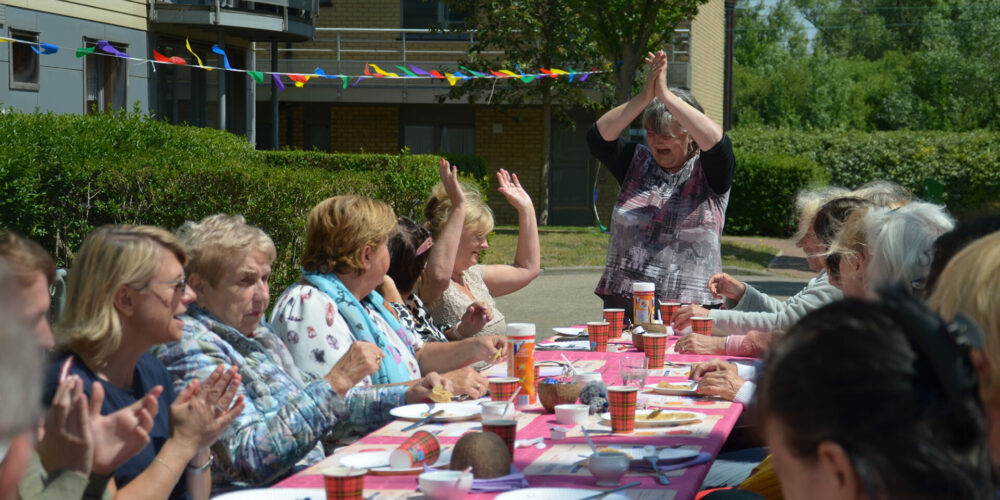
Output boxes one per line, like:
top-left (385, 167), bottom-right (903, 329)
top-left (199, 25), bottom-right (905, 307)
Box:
top-left (482, 226), bottom-right (780, 270)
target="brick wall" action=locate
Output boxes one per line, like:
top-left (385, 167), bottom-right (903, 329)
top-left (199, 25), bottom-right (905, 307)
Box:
top-left (690, 0), bottom-right (725, 126)
top-left (328, 105), bottom-right (399, 154)
top-left (474, 107), bottom-right (544, 225)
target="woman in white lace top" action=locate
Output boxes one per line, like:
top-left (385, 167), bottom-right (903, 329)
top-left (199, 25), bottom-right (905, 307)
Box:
top-left (422, 168), bottom-right (540, 338)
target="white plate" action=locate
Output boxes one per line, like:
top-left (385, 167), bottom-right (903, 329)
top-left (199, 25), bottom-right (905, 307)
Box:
top-left (496, 488), bottom-right (631, 500)
top-left (599, 409), bottom-right (706, 427)
top-left (212, 489), bottom-right (324, 500)
top-left (336, 448), bottom-right (452, 472)
top-left (552, 327), bottom-right (587, 337)
top-left (389, 402), bottom-right (481, 422)
top-left (646, 380), bottom-right (699, 396)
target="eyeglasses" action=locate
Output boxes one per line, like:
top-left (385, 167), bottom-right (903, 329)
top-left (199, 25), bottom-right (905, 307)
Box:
top-left (148, 276), bottom-right (187, 296)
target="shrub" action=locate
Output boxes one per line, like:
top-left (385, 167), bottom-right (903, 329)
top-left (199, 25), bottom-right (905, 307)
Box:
top-left (0, 110), bottom-right (439, 306)
top-left (726, 152), bottom-right (829, 236)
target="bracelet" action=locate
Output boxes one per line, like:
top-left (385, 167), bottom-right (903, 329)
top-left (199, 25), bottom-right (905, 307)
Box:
top-left (186, 454), bottom-right (214, 475)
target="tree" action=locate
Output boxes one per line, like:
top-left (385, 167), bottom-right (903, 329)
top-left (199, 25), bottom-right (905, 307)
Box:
top-left (439, 0), bottom-right (709, 224)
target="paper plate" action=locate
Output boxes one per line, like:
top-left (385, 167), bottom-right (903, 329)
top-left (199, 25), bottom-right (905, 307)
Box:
top-left (336, 448), bottom-right (452, 475)
top-left (389, 402), bottom-right (481, 422)
top-left (646, 380), bottom-right (699, 396)
top-left (495, 488), bottom-right (631, 500)
top-left (212, 489), bottom-right (324, 500)
top-left (599, 409), bottom-right (705, 427)
top-left (552, 327), bottom-right (587, 337)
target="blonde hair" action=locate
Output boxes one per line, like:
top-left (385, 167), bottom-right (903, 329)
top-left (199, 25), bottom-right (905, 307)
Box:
top-left (56, 225), bottom-right (186, 366)
top-left (301, 195), bottom-right (397, 274)
top-left (177, 214), bottom-right (276, 287)
top-left (793, 186), bottom-right (851, 242)
top-left (930, 232), bottom-right (1000, 394)
top-left (424, 181), bottom-right (494, 238)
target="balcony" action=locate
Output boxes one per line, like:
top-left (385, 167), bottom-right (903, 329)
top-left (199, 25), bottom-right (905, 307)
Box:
top-left (149, 0), bottom-right (319, 42)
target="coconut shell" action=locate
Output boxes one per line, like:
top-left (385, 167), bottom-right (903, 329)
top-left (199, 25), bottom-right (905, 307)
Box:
top-left (449, 431), bottom-right (512, 478)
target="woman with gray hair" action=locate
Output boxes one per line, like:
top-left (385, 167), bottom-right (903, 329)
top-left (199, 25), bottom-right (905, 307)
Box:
top-left (588, 50), bottom-right (735, 315)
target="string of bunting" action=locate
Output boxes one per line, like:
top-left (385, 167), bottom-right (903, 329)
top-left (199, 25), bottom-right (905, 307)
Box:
top-left (0, 35), bottom-right (606, 91)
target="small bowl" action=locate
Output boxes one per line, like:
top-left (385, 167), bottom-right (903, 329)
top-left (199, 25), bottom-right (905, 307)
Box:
top-left (631, 329), bottom-right (645, 352)
top-left (418, 470), bottom-right (473, 500)
top-left (573, 371), bottom-right (603, 386)
top-left (537, 382), bottom-right (581, 413)
top-left (554, 404), bottom-right (590, 425)
top-left (587, 451), bottom-right (629, 487)
top-left (482, 401), bottom-right (515, 420)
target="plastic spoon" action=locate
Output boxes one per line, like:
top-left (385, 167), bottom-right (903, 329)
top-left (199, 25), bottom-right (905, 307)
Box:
top-left (507, 385), bottom-right (522, 404)
top-left (560, 354), bottom-right (580, 375)
top-left (454, 466), bottom-right (472, 488)
top-left (581, 426), bottom-right (598, 454)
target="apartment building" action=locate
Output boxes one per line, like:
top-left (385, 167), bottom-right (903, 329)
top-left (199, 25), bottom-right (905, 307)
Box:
top-left (0, 0), bottom-right (318, 142)
top-left (258, 0), bottom-right (727, 225)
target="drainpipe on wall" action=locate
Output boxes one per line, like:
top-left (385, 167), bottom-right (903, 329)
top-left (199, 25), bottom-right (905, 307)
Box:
top-left (723, 0), bottom-right (737, 131)
top-left (218, 31), bottom-right (227, 132)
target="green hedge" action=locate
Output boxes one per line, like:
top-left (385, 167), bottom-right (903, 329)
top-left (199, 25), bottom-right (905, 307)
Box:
top-left (0, 110), bottom-right (440, 305)
top-left (729, 127), bottom-right (1000, 221)
top-left (726, 152), bottom-right (829, 236)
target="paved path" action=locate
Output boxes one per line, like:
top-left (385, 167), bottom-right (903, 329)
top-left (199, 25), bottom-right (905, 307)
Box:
top-left (495, 268), bottom-right (811, 342)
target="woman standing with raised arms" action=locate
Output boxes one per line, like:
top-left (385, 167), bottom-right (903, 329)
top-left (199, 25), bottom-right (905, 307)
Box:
top-left (589, 50), bottom-right (735, 315)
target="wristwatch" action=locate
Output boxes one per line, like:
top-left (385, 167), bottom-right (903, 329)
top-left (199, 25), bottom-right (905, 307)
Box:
top-left (186, 454), bottom-right (214, 475)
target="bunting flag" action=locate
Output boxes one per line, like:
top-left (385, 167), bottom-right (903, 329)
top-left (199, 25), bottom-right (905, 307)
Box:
top-left (97, 40), bottom-right (129, 58)
top-left (30, 43), bottom-right (58, 55)
top-left (211, 44), bottom-right (232, 70)
top-left (153, 50), bottom-right (187, 65)
top-left (185, 38), bottom-right (210, 70)
top-left (0, 35), bottom-right (608, 90)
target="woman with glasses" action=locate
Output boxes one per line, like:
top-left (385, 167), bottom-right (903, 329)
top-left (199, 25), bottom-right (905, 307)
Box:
top-left (421, 162), bottom-right (540, 338)
top-left (588, 50), bottom-right (735, 317)
top-left (45, 225), bottom-right (244, 500)
top-left (152, 214), bottom-right (446, 486)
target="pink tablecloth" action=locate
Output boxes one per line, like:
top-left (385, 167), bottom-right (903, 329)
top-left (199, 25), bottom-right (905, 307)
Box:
top-left (273, 336), bottom-right (749, 500)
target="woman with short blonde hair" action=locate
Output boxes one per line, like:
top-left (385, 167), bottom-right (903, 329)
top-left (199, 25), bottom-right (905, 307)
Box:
top-left (178, 214), bottom-right (276, 288)
top-left (302, 195), bottom-right (397, 275)
top-left (48, 224), bottom-right (243, 500)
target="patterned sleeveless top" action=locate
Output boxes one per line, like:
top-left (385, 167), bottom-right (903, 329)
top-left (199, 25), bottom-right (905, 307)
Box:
top-left (595, 145), bottom-right (729, 305)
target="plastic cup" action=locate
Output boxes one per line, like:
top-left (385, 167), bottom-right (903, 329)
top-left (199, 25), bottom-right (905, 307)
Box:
top-left (587, 321), bottom-right (612, 352)
top-left (488, 377), bottom-right (521, 402)
top-left (388, 430), bottom-right (441, 469)
top-left (660, 302), bottom-right (682, 325)
top-left (643, 333), bottom-right (669, 369)
top-left (603, 308), bottom-right (626, 336)
top-left (482, 419), bottom-right (518, 459)
top-left (692, 316), bottom-right (713, 336)
top-left (482, 401), bottom-right (514, 420)
top-left (323, 466), bottom-right (366, 500)
top-left (606, 386), bottom-right (639, 433)
top-left (619, 356), bottom-right (648, 389)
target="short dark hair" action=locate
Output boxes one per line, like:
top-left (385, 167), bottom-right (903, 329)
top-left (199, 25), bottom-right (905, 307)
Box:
top-left (924, 216), bottom-right (1000, 297)
top-left (757, 291), bottom-right (991, 500)
top-left (387, 217), bottom-right (432, 294)
top-left (0, 230), bottom-right (56, 285)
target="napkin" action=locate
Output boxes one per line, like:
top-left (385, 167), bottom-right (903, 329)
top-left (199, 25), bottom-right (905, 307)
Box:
top-left (424, 465), bottom-right (529, 492)
top-left (469, 466), bottom-right (530, 492)
top-left (629, 452), bottom-right (713, 473)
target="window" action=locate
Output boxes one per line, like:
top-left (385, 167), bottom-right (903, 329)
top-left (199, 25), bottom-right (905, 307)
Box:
top-left (401, 105), bottom-right (475, 154)
top-left (402, 0), bottom-right (467, 29)
top-left (83, 39), bottom-right (127, 113)
top-left (9, 30), bottom-right (40, 91)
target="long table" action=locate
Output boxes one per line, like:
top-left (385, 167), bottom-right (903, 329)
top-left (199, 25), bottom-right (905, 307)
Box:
top-left (273, 335), bottom-right (748, 499)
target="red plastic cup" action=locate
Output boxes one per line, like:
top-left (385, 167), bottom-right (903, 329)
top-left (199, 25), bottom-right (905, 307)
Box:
top-left (587, 321), bottom-right (612, 352)
top-left (323, 467), bottom-right (366, 500)
top-left (488, 377), bottom-right (520, 402)
top-left (603, 308), bottom-right (626, 336)
top-left (660, 302), bottom-right (682, 325)
top-left (692, 316), bottom-right (713, 336)
top-left (482, 419), bottom-right (518, 458)
top-left (389, 430), bottom-right (441, 469)
top-left (643, 333), bottom-right (669, 369)
top-left (607, 386), bottom-right (639, 433)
